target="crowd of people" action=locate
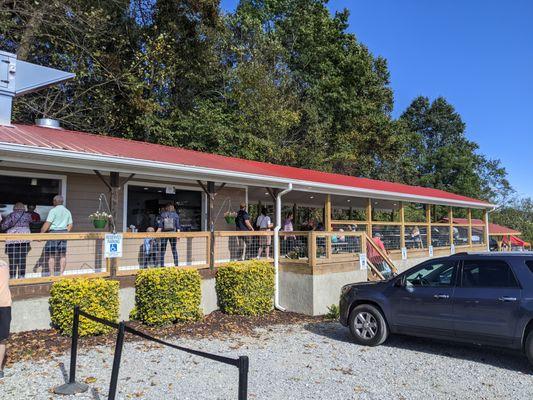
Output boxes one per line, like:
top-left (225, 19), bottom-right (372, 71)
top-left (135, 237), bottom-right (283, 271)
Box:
top-left (0, 195), bottom-right (73, 279)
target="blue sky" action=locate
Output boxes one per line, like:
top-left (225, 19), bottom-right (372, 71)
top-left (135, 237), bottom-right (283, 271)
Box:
top-left (220, 0), bottom-right (533, 198)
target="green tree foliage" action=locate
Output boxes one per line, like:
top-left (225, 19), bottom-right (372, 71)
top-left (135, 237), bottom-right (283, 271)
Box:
top-left (0, 0), bottom-right (515, 206)
top-left (400, 96), bottom-right (512, 202)
top-left (492, 198), bottom-right (533, 245)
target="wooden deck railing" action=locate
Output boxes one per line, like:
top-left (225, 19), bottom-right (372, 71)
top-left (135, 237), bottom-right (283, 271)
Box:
top-left (1, 226), bottom-right (488, 285)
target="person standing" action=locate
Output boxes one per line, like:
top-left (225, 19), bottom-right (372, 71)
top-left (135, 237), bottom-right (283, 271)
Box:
top-left (369, 233), bottom-right (392, 278)
top-left (235, 203), bottom-right (254, 259)
top-left (256, 207), bottom-right (273, 258)
top-left (27, 204), bottom-right (41, 222)
top-left (41, 195), bottom-right (73, 276)
top-left (156, 203), bottom-right (180, 267)
top-left (0, 260), bottom-right (11, 379)
top-left (283, 212), bottom-right (295, 253)
top-left (1, 203), bottom-right (32, 279)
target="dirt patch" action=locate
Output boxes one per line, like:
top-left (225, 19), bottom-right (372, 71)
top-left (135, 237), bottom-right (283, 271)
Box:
top-left (6, 311), bottom-right (323, 366)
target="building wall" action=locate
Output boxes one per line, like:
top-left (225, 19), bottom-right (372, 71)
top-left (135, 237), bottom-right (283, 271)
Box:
top-left (0, 166), bottom-right (246, 233)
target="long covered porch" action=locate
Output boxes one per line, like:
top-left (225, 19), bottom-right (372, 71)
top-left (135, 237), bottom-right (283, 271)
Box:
top-left (0, 123), bottom-right (492, 317)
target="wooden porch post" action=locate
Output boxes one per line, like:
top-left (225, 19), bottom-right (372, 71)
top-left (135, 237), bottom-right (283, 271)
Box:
top-left (94, 170), bottom-right (135, 277)
top-left (325, 194), bottom-right (332, 258)
top-left (467, 208), bottom-right (473, 247)
top-left (482, 209), bottom-right (489, 247)
top-left (399, 202), bottom-right (405, 249)
top-left (198, 181), bottom-right (226, 270)
top-left (448, 207), bottom-right (454, 248)
top-left (366, 198), bottom-right (372, 237)
top-left (426, 205), bottom-right (432, 249)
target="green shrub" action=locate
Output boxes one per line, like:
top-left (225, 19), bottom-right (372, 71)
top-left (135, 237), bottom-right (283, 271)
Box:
top-left (133, 267), bottom-right (202, 326)
top-left (216, 260), bottom-right (275, 316)
top-left (325, 304), bottom-right (340, 320)
top-left (49, 278), bottom-right (119, 336)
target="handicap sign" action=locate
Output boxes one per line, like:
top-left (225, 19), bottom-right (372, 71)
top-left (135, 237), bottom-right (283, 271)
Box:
top-left (450, 244), bottom-right (455, 255)
top-left (428, 245), bottom-right (434, 257)
top-left (401, 247), bottom-right (407, 260)
top-left (105, 233), bottom-right (123, 258)
top-left (359, 253), bottom-right (367, 270)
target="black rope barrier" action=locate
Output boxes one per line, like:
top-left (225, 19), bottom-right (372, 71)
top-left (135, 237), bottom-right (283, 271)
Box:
top-left (54, 306), bottom-right (249, 400)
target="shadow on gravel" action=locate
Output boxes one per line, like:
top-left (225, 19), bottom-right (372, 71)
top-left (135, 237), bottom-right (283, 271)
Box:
top-left (304, 321), bottom-right (532, 374)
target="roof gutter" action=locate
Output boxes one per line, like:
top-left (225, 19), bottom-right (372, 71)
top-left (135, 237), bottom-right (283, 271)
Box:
top-left (0, 142), bottom-right (494, 209)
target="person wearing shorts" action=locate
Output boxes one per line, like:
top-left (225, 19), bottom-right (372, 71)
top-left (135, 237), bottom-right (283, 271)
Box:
top-left (41, 195), bottom-right (73, 276)
top-left (256, 207), bottom-right (273, 258)
top-left (0, 260), bottom-right (12, 379)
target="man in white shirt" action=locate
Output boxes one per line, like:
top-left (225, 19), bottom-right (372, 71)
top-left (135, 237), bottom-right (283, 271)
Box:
top-left (256, 208), bottom-right (273, 258)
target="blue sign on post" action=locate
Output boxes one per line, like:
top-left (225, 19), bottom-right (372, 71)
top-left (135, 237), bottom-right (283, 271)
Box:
top-left (105, 234), bottom-right (123, 258)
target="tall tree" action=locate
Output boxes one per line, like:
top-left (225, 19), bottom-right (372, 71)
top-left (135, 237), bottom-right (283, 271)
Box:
top-left (400, 96), bottom-right (512, 202)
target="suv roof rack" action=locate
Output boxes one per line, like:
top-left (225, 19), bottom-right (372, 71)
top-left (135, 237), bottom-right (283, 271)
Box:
top-left (450, 251), bottom-right (533, 257)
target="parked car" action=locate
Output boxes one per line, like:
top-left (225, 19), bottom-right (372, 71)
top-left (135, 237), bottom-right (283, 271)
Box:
top-left (339, 252), bottom-right (533, 366)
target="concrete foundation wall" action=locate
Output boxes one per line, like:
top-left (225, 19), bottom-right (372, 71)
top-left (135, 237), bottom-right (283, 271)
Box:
top-left (279, 271), bottom-right (314, 315)
top-left (312, 269), bottom-right (367, 315)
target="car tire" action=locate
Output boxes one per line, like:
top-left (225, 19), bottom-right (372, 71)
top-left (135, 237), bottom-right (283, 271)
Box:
top-left (525, 330), bottom-right (533, 367)
top-left (348, 304), bottom-right (388, 346)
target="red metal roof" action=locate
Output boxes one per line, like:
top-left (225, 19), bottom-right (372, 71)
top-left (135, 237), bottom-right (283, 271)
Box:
top-left (0, 124), bottom-right (491, 206)
top-left (447, 218), bottom-right (520, 235)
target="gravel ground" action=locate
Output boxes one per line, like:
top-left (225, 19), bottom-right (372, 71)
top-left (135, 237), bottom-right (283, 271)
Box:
top-left (0, 321), bottom-right (531, 400)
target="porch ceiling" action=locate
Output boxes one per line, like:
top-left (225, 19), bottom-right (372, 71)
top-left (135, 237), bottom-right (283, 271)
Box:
top-left (247, 186), bottom-right (401, 211)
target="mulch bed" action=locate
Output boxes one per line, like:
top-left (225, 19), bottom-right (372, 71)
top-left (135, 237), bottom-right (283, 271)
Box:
top-left (7, 311), bottom-right (325, 366)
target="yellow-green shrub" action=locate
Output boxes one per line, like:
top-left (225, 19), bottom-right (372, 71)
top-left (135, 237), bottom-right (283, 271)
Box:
top-left (49, 278), bottom-right (119, 336)
top-left (215, 260), bottom-right (274, 316)
top-left (133, 267), bottom-right (202, 326)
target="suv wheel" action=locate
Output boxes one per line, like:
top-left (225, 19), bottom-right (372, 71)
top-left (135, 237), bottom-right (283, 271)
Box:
top-left (348, 304), bottom-right (388, 346)
top-left (526, 330), bottom-right (533, 367)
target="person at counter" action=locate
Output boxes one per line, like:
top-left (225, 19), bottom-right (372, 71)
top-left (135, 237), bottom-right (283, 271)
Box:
top-left (0, 202), bottom-right (32, 279)
top-left (41, 195), bottom-right (73, 276)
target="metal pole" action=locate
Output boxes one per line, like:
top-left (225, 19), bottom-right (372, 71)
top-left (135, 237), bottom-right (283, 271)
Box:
top-left (69, 306), bottom-right (80, 383)
top-left (53, 306), bottom-right (89, 395)
top-left (108, 322), bottom-right (125, 400)
top-left (238, 356), bottom-right (249, 400)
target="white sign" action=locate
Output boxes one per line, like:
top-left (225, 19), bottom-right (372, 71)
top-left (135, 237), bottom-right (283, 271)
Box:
top-left (359, 253), bottom-right (367, 270)
top-left (401, 247), bottom-right (407, 260)
top-left (450, 244), bottom-right (455, 255)
top-left (428, 245), bottom-right (434, 257)
top-left (105, 233), bottom-right (123, 258)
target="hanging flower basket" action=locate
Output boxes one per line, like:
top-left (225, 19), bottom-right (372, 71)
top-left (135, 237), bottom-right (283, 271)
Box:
top-left (92, 219), bottom-right (108, 229)
top-left (89, 211), bottom-right (111, 230)
top-left (224, 211), bottom-right (237, 224)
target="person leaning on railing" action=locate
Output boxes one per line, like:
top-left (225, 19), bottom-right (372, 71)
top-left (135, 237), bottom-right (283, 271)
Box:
top-left (0, 260), bottom-right (11, 379)
top-left (0, 202), bottom-right (32, 279)
top-left (40, 195), bottom-right (73, 277)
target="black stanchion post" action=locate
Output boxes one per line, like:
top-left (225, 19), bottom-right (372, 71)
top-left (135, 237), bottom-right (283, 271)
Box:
top-left (53, 306), bottom-right (89, 395)
top-left (69, 305), bottom-right (80, 383)
top-left (237, 356), bottom-right (249, 400)
top-left (108, 322), bottom-right (126, 400)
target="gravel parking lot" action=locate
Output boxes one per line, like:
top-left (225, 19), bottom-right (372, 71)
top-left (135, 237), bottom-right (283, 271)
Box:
top-left (1, 321), bottom-right (531, 399)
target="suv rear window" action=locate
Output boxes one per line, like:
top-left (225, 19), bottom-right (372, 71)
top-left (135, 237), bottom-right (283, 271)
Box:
top-left (462, 260), bottom-right (519, 288)
top-left (527, 261), bottom-right (533, 274)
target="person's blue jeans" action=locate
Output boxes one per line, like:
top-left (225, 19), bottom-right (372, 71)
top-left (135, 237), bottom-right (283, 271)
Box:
top-left (159, 237), bottom-right (178, 267)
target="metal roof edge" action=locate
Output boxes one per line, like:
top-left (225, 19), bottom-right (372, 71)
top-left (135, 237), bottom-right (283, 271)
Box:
top-left (0, 141), bottom-right (495, 209)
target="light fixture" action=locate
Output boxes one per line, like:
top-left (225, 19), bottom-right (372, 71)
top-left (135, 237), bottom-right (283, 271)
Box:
top-left (347, 199), bottom-right (351, 203)
top-left (265, 192), bottom-right (269, 195)
top-left (309, 196), bottom-right (314, 199)
top-left (30, 178), bottom-right (37, 186)
top-left (143, 187), bottom-right (149, 190)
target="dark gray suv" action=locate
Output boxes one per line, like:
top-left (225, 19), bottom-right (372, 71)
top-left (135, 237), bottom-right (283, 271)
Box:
top-left (339, 252), bottom-right (533, 366)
